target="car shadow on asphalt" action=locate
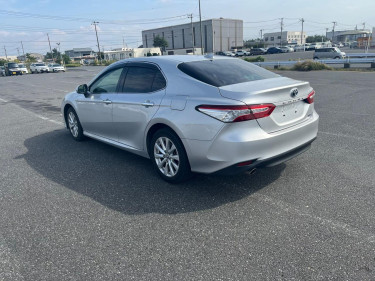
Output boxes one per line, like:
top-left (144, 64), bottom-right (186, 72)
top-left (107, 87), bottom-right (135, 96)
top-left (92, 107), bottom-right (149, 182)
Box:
top-left (19, 129), bottom-right (285, 215)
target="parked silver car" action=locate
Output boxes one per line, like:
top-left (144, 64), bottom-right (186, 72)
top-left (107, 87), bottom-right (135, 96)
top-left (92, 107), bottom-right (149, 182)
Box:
top-left (313, 47), bottom-right (346, 59)
top-left (61, 56), bottom-right (319, 182)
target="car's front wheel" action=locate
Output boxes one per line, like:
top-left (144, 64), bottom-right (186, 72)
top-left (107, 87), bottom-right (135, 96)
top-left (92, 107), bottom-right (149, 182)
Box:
top-left (66, 107), bottom-right (84, 141)
top-left (150, 129), bottom-right (191, 183)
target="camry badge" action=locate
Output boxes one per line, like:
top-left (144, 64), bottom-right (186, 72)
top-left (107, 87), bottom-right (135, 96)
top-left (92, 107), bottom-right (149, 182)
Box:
top-left (290, 88), bottom-right (299, 98)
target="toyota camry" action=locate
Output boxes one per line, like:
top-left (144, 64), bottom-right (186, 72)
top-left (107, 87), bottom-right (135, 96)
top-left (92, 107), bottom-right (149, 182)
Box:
top-left (61, 55), bottom-right (319, 183)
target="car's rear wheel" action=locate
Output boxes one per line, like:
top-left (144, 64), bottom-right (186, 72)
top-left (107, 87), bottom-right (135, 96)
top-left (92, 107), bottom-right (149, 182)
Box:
top-left (66, 107), bottom-right (84, 141)
top-left (334, 56), bottom-right (340, 59)
top-left (150, 129), bottom-right (191, 183)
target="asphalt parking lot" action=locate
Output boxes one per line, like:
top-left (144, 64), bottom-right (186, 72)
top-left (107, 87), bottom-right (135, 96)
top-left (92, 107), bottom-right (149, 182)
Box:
top-left (1, 67), bottom-right (375, 280)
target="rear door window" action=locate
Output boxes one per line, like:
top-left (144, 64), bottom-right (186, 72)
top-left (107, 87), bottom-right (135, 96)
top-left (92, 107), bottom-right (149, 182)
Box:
top-left (178, 58), bottom-right (279, 87)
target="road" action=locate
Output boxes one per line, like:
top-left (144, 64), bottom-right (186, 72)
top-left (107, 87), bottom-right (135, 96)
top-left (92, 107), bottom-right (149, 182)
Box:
top-left (1, 68), bottom-right (375, 280)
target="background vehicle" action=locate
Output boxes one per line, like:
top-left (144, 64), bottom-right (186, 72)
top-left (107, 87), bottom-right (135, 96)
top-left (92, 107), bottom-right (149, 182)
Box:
top-left (4, 63), bottom-right (22, 76)
top-left (215, 51), bottom-right (226, 56)
top-left (48, 63), bottom-right (66, 72)
top-left (266, 47), bottom-right (283, 54)
top-left (250, 48), bottom-right (266, 56)
top-left (235, 50), bottom-right (249, 57)
top-left (61, 56), bottom-right (319, 183)
top-left (18, 63), bottom-right (28, 74)
top-left (313, 47), bottom-right (346, 59)
top-left (0, 66), bottom-right (5, 76)
top-left (279, 46), bottom-right (294, 53)
top-left (224, 51), bottom-right (235, 57)
top-left (30, 63), bottom-right (49, 73)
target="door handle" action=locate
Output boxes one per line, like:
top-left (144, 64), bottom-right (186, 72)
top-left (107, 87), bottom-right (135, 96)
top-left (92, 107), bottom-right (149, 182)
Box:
top-left (141, 101), bottom-right (154, 107)
top-left (103, 99), bottom-right (112, 104)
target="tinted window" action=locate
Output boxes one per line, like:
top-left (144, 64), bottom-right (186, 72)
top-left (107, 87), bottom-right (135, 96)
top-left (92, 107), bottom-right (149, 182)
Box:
top-left (90, 67), bottom-right (123, 93)
top-left (152, 71), bottom-right (166, 91)
top-left (36, 63), bottom-right (45, 66)
top-left (8, 63), bottom-right (19, 68)
top-left (123, 66), bottom-right (166, 93)
top-left (178, 59), bottom-right (279, 87)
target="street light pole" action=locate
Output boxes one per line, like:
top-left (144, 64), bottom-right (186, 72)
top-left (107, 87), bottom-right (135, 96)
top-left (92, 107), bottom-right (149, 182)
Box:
top-left (199, 0), bottom-right (203, 54)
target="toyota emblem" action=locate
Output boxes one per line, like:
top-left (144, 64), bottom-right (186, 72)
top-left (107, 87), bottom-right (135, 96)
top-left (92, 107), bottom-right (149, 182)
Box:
top-left (290, 88), bottom-right (299, 98)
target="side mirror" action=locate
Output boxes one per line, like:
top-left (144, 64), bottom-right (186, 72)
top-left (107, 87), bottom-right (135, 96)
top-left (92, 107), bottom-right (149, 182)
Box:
top-left (77, 84), bottom-right (88, 94)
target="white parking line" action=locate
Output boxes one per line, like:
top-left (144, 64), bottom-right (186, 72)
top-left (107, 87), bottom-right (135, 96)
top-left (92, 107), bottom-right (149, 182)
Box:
top-left (254, 193), bottom-right (375, 243)
top-left (0, 98), bottom-right (64, 126)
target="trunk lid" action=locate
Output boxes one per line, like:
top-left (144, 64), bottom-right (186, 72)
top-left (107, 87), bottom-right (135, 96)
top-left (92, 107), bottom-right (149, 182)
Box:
top-left (219, 77), bottom-right (314, 133)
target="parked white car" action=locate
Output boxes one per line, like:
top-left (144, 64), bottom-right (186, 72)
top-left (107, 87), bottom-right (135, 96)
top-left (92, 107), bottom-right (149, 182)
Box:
top-left (30, 63), bottom-right (49, 73)
top-left (279, 46), bottom-right (294, 53)
top-left (18, 63), bottom-right (29, 74)
top-left (48, 63), bottom-right (66, 72)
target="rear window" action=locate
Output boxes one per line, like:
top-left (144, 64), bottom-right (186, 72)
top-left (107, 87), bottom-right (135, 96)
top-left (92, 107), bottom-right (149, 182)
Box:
top-left (178, 59), bottom-right (278, 87)
top-left (36, 63), bottom-right (45, 66)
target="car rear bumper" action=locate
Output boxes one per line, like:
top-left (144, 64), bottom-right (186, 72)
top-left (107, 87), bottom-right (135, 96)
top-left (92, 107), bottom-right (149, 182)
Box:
top-left (183, 111), bottom-right (319, 174)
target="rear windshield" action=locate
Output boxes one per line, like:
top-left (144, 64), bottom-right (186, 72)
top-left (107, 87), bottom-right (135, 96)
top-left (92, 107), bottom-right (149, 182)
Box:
top-left (36, 63), bottom-right (45, 66)
top-left (178, 59), bottom-right (278, 87)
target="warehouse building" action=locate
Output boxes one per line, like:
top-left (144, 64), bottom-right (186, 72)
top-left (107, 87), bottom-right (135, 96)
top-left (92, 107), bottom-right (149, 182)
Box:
top-left (142, 18), bottom-right (243, 54)
top-left (326, 29), bottom-right (371, 43)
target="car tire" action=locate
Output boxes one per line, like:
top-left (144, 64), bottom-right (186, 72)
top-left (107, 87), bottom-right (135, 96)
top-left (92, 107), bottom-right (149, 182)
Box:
top-left (66, 107), bottom-right (85, 141)
top-left (150, 128), bottom-right (192, 183)
top-left (334, 56), bottom-right (340, 59)
top-left (313, 57), bottom-right (319, 60)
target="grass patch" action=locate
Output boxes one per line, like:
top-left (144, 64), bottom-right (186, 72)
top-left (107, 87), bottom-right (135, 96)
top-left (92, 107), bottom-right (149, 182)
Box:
top-left (292, 60), bottom-right (332, 71)
top-left (243, 56), bottom-right (265, 62)
top-left (65, 63), bottom-right (81, 67)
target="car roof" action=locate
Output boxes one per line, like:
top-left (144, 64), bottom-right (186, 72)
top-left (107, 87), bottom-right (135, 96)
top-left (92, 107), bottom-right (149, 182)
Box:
top-left (108, 55), bottom-right (236, 69)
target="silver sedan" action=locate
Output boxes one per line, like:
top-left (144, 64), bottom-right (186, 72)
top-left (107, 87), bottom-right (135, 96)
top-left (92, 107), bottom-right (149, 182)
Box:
top-left (61, 56), bottom-right (319, 183)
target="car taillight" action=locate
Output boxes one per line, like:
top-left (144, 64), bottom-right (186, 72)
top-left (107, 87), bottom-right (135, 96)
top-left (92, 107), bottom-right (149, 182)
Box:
top-left (196, 104), bottom-right (275, 123)
top-left (305, 90), bottom-right (315, 104)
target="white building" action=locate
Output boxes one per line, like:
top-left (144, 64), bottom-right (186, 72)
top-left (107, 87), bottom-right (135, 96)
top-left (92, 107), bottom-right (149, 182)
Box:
top-left (142, 18), bottom-right (243, 54)
top-left (264, 31), bottom-right (307, 46)
top-left (103, 48), bottom-right (162, 61)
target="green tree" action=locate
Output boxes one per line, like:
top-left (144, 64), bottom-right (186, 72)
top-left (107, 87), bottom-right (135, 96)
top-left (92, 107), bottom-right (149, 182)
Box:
top-left (153, 35), bottom-right (168, 53)
top-left (306, 35), bottom-right (328, 43)
top-left (26, 53), bottom-right (37, 63)
top-left (45, 48), bottom-right (61, 61)
top-left (62, 54), bottom-right (71, 64)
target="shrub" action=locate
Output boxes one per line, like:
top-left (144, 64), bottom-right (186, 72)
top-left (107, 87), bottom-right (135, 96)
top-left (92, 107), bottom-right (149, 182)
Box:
top-left (244, 56), bottom-right (265, 62)
top-left (292, 60), bottom-right (332, 71)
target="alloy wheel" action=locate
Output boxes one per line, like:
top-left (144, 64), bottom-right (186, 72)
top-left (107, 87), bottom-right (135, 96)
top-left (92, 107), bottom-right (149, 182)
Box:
top-left (154, 137), bottom-right (180, 177)
top-left (68, 111), bottom-right (79, 138)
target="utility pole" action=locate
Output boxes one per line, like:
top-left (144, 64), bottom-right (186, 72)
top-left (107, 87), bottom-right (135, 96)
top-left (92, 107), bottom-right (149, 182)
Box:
top-left (280, 18), bottom-right (284, 47)
top-left (188, 14), bottom-right (195, 54)
top-left (199, 0), bottom-right (203, 54)
top-left (4, 46), bottom-right (8, 60)
top-left (56, 42), bottom-right (61, 63)
top-left (260, 29), bottom-right (263, 40)
top-left (332, 22), bottom-right (337, 44)
top-left (325, 28), bottom-right (329, 39)
top-left (47, 33), bottom-right (53, 61)
top-left (362, 22), bottom-right (366, 30)
top-left (122, 36), bottom-right (125, 49)
top-left (92, 21), bottom-right (102, 63)
top-left (16, 48), bottom-right (20, 57)
top-left (300, 18), bottom-right (304, 45)
top-left (21, 41), bottom-right (25, 60)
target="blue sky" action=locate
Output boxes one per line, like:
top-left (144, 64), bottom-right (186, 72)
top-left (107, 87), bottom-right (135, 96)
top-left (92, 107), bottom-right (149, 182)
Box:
top-left (0, 0), bottom-right (374, 56)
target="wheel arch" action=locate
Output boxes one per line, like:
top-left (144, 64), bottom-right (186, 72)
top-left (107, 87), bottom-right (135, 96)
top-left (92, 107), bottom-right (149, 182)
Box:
top-left (145, 121), bottom-right (186, 158)
top-left (63, 103), bottom-right (76, 129)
